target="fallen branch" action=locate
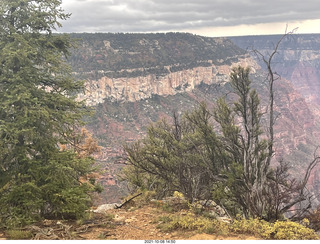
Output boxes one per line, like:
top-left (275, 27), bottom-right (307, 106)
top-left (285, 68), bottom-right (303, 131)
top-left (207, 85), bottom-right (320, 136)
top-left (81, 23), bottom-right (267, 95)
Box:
top-left (115, 193), bottom-right (142, 209)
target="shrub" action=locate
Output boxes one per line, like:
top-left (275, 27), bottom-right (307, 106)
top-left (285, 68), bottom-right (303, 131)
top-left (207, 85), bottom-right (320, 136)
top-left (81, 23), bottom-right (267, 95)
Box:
top-left (173, 191), bottom-right (184, 199)
top-left (157, 211), bottom-right (230, 235)
top-left (230, 217), bottom-right (319, 240)
top-left (271, 220), bottom-right (319, 240)
top-left (140, 190), bottom-right (157, 203)
top-left (230, 217), bottom-right (273, 239)
top-left (6, 230), bottom-right (33, 240)
top-left (306, 205), bottom-right (320, 231)
top-left (156, 209), bottom-right (319, 240)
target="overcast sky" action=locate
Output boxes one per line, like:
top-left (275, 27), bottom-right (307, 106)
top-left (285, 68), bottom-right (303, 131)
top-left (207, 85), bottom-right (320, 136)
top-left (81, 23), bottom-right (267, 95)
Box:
top-left (59, 0), bottom-right (320, 37)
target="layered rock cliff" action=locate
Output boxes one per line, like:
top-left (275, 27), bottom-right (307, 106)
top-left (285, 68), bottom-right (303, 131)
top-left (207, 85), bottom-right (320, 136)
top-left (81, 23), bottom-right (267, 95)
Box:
top-left (78, 57), bottom-right (259, 105)
top-left (71, 33), bottom-right (252, 105)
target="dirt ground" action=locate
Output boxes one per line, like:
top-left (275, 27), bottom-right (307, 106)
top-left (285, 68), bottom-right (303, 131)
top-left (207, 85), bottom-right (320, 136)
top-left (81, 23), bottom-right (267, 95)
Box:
top-left (0, 204), bottom-right (259, 240)
top-left (80, 205), bottom-right (259, 240)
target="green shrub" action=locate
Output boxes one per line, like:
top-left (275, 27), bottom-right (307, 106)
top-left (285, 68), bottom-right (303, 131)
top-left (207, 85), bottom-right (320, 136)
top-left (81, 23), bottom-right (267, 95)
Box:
top-left (158, 211), bottom-right (319, 240)
top-left (230, 217), bottom-right (272, 239)
top-left (136, 190), bottom-right (157, 205)
top-left (6, 230), bottom-right (33, 240)
top-left (230, 217), bottom-right (319, 240)
top-left (157, 211), bottom-right (230, 235)
top-left (271, 220), bottom-right (319, 240)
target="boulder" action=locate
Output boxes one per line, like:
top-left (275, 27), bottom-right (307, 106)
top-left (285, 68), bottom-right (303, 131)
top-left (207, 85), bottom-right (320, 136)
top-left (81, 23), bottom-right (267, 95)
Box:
top-left (93, 203), bottom-right (119, 213)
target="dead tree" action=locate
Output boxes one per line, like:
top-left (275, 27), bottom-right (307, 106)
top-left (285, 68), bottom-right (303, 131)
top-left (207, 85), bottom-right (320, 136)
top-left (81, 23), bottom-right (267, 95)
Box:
top-left (253, 26), bottom-right (298, 171)
top-left (252, 27), bottom-right (320, 220)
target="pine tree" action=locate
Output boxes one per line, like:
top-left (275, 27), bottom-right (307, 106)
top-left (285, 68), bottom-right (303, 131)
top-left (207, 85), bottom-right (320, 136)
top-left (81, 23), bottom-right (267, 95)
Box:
top-left (0, 0), bottom-right (96, 227)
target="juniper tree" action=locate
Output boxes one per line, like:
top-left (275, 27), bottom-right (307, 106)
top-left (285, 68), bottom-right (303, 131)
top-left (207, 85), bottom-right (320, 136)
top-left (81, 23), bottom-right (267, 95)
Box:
top-left (0, 0), bottom-right (96, 227)
top-left (214, 66), bottom-right (320, 221)
top-left (214, 66), bottom-right (270, 218)
top-left (124, 105), bottom-right (227, 202)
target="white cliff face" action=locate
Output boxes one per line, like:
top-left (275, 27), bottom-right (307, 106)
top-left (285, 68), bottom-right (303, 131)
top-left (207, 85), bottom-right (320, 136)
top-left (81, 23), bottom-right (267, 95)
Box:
top-left (78, 57), bottom-right (258, 106)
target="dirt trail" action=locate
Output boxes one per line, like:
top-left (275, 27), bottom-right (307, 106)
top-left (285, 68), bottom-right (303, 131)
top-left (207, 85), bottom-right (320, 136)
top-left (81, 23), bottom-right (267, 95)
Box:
top-left (81, 206), bottom-right (175, 240)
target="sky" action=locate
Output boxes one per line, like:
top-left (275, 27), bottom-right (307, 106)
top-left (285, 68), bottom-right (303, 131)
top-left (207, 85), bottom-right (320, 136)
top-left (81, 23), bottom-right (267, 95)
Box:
top-left (59, 0), bottom-right (320, 37)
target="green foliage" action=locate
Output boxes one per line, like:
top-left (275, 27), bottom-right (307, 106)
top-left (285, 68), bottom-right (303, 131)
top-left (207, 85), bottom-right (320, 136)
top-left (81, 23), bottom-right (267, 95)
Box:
top-left (173, 191), bottom-right (184, 199)
top-left (6, 229), bottom-right (33, 240)
top-left (270, 220), bottom-right (318, 240)
top-left (157, 211), bottom-right (230, 235)
top-left (213, 67), bottom-right (271, 218)
top-left (152, 190), bottom-right (319, 240)
top-left (120, 164), bottom-right (165, 194)
top-left (231, 217), bottom-right (319, 240)
top-left (122, 65), bottom-right (311, 222)
top-left (0, 0), bottom-right (97, 227)
top-left (231, 217), bottom-right (272, 238)
top-left (157, 211), bottom-right (319, 240)
top-left (133, 190), bottom-right (157, 206)
top-left (158, 203), bottom-right (176, 213)
top-left (123, 103), bottom-right (229, 202)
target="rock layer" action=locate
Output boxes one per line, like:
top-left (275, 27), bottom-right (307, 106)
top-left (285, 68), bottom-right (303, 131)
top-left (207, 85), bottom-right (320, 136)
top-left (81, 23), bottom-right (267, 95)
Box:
top-left (78, 57), bottom-right (258, 105)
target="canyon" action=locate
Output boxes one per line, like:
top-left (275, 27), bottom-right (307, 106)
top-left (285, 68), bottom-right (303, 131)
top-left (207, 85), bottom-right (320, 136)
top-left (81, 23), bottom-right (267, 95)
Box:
top-left (68, 33), bottom-right (320, 205)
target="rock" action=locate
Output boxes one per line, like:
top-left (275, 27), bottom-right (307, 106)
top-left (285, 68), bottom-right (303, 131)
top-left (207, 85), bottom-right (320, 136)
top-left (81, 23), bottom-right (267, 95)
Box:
top-left (42, 219), bottom-right (54, 226)
top-left (125, 217), bottom-right (137, 223)
top-left (216, 216), bottom-right (232, 223)
top-left (161, 196), bottom-right (187, 205)
top-left (93, 203), bottom-right (119, 213)
top-left (214, 205), bottom-right (226, 216)
top-left (114, 214), bottom-right (125, 222)
top-left (79, 58), bottom-right (257, 105)
top-left (199, 199), bottom-right (217, 208)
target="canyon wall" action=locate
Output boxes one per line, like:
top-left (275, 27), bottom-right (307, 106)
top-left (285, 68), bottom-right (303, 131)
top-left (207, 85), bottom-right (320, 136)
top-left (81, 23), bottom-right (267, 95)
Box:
top-left (78, 57), bottom-right (258, 105)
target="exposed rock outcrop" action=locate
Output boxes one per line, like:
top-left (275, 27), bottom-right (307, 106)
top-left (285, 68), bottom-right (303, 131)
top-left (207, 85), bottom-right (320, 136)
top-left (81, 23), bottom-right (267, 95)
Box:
top-left (78, 57), bottom-right (258, 105)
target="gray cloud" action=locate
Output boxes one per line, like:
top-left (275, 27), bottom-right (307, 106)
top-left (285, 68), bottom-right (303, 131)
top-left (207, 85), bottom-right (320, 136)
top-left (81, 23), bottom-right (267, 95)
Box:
top-left (59, 0), bottom-right (320, 33)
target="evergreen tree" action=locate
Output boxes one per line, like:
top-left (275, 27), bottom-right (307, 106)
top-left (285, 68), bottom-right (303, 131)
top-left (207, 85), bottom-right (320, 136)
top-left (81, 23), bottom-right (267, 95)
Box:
top-left (213, 66), bottom-right (316, 220)
top-left (214, 66), bottom-right (269, 218)
top-left (0, 0), bottom-right (96, 227)
top-left (124, 104), bottom-right (228, 202)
